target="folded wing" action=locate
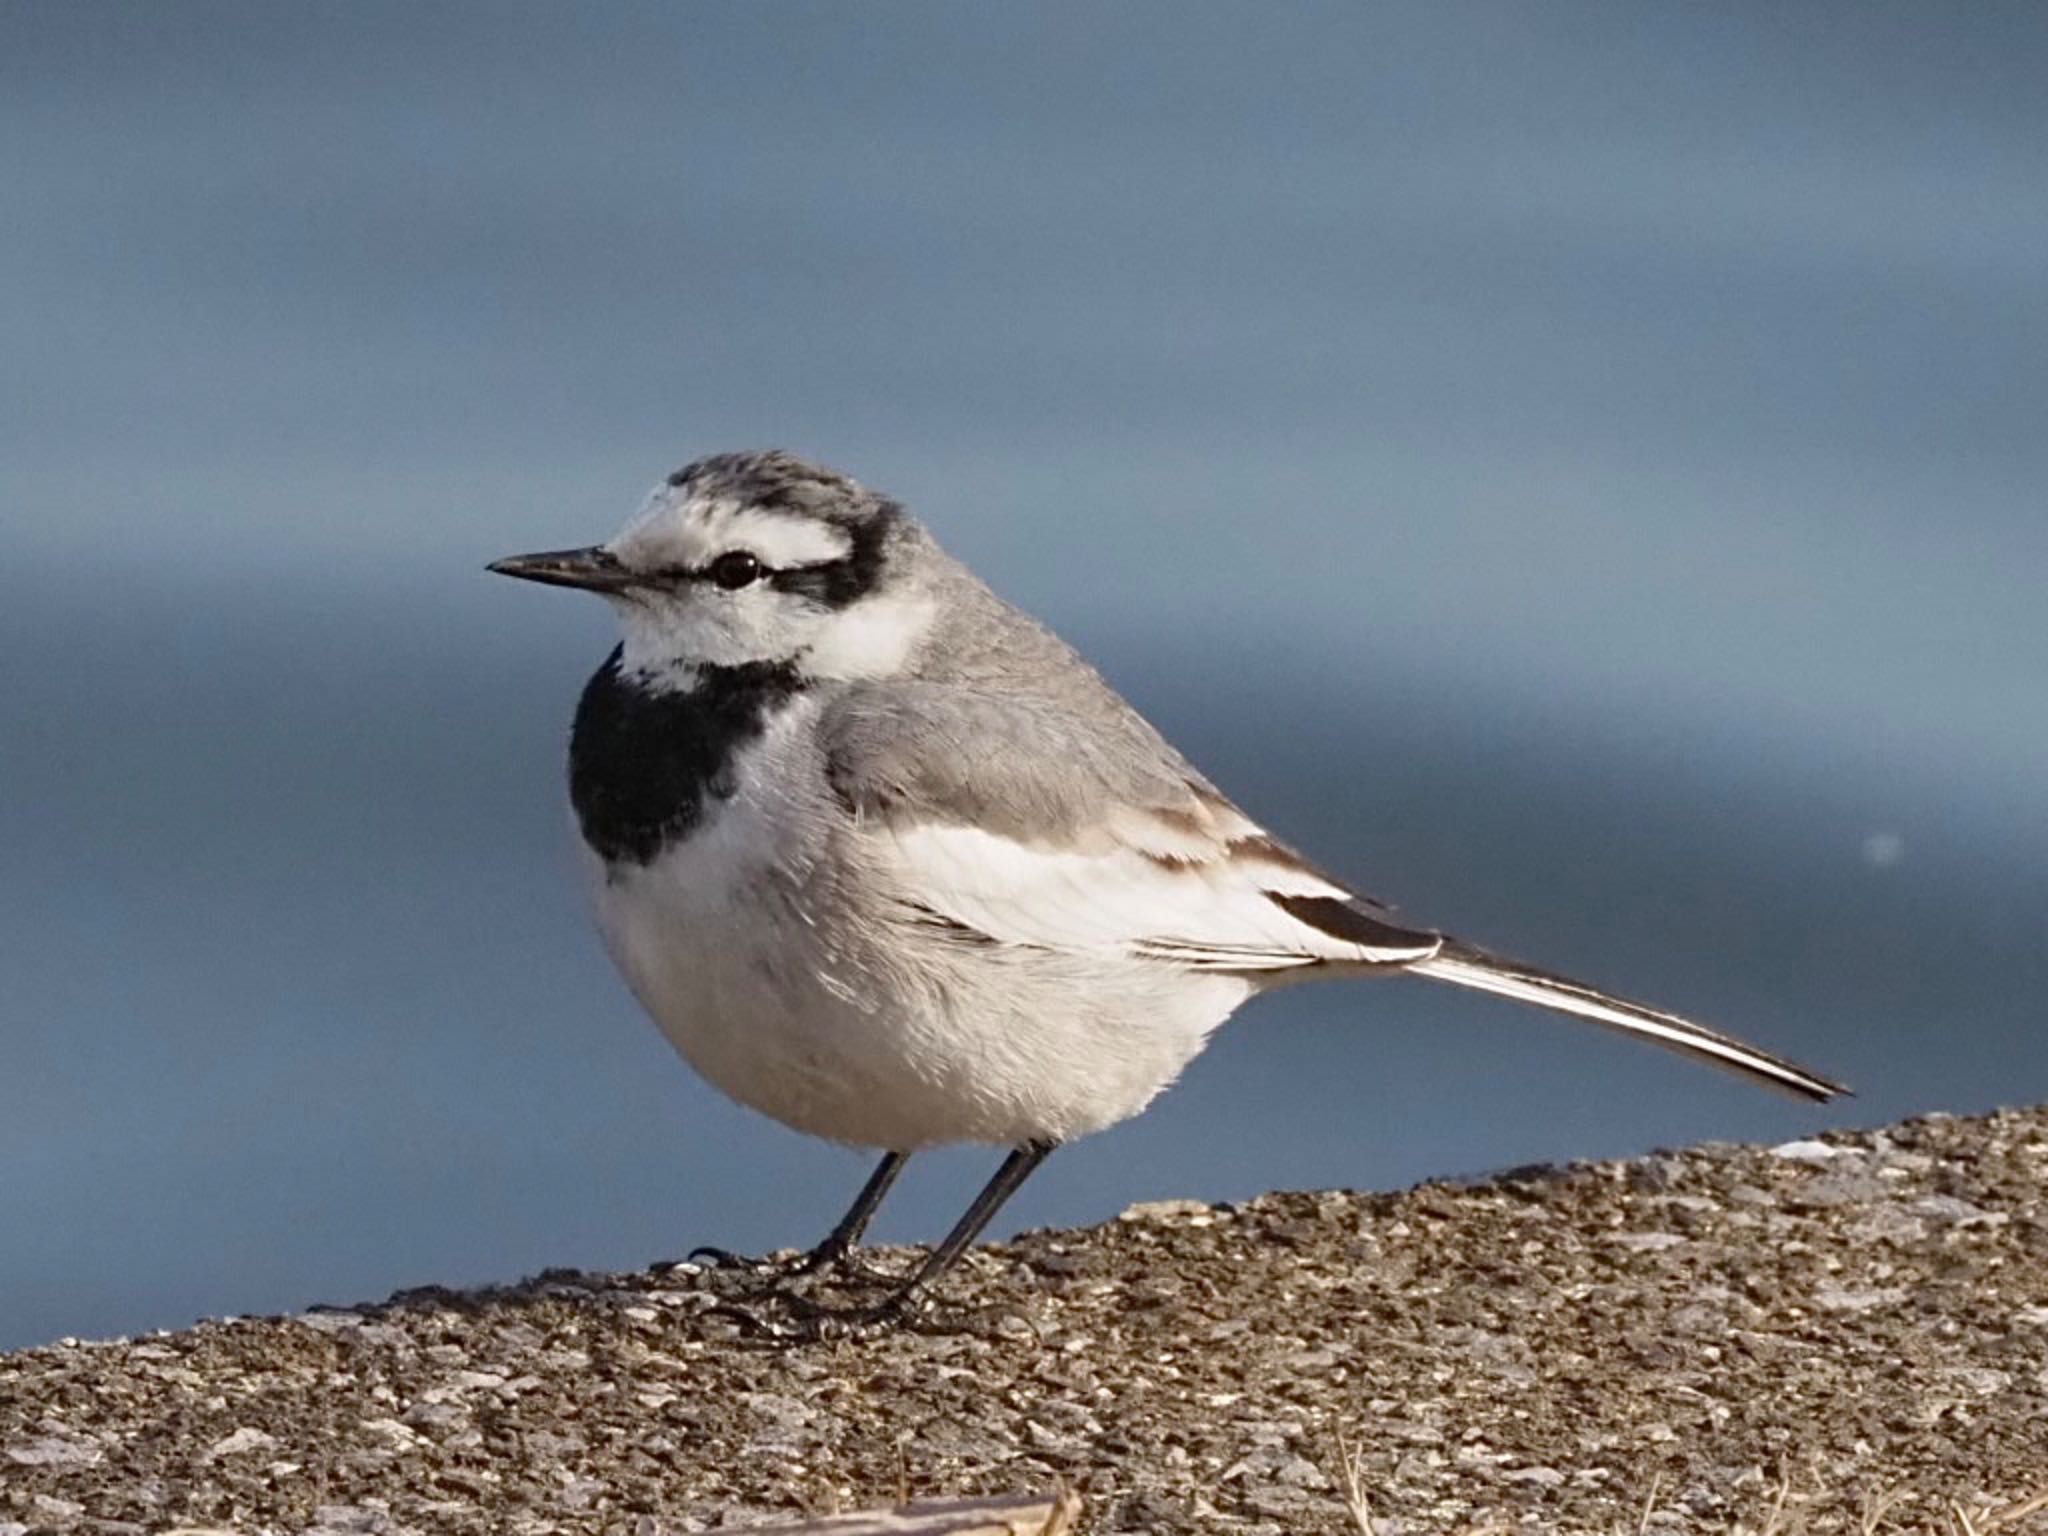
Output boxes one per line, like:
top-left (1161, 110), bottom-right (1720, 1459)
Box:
top-left (822, 682), bottom-right (1847, 1101)
top-left (877, 815), bottom-right (1441, 970)
top-left (823, 682), bottom-right (1439, 971)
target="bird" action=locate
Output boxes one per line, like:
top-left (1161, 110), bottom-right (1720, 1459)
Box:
top-left (489, 449), bottom-right (1846, 1335)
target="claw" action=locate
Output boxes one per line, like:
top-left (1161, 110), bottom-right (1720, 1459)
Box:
top-left (779, 1289), bottom-right (915, 1329)
top-left (685, 1244), bottom-right (775, 1271)
top-left (683, 1241), bottom-right (904, 1291)
top-left (698, 1282), bottom-right (937, 1343)
top-left (701, 1297), bottom-right (809, 1342)
top-left (813, 1253), bottom-right (908, 1287)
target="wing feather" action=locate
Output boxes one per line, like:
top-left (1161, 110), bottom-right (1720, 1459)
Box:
top-left (823, 680), bottom-right (1437, 969)
top-left (869, 814), bottom-right (1438, 971)
top-left (820, 682), bottom-right (1844, 1098)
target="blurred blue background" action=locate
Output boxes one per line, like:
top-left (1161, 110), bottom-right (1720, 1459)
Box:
top-left (3, 2), bottom-right (2044, 1352)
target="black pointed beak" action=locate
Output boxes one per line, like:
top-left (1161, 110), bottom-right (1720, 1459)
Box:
top-left (486, 546), bottom-right (636, 593)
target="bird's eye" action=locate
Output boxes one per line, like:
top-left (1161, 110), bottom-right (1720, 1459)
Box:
top-left (706, 551), bottom-right (765, 590)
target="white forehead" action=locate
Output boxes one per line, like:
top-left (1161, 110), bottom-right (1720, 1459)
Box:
top-left (607, 484), bottom-right (854, 571)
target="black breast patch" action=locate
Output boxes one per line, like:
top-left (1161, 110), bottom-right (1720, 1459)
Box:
top-left (569, 647), bottom-right (804, 866)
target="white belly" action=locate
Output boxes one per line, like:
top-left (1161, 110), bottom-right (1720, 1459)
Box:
top-left (587, 714), bottom-right (1252, 1150)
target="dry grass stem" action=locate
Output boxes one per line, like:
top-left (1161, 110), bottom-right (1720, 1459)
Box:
top-left (1330, 1421), bottom-right (1375, 1536)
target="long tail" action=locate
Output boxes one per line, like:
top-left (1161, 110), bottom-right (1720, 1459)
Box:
top-left (1406, 939), bottom-right (1848, 1102)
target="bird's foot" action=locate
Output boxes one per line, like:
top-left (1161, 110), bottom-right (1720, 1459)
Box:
top-left (682, 1243), bottom-right (795, 1276)
top-left (705, 1283), bottom-right (973, 1344)
top-left (805, 1251), bottom-right (911, 1287)
top-left (683, 1242), bottom-right (906, 1291)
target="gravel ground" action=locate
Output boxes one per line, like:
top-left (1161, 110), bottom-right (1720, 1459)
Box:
top-left (6, 1107), bottom-right (2048, 1535)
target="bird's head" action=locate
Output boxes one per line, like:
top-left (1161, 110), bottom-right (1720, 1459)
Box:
top-left (490, 451), bottom-right (936, 688)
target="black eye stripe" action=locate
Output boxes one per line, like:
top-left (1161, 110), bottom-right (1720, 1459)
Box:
top-left (763, 558), bottom-right (868, 607)
top-left (648, 551), bottom-right (849, 587)
top-left (639, 506), bottom-right (894, 608)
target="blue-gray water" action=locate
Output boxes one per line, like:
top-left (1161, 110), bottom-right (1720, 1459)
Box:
top-left (3, 3), bottom-right (2044, 1353)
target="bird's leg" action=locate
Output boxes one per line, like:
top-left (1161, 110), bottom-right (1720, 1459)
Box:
top-left (689, 1151), bottom-right (908, 1285)
top-left (719, 1140), bottom-right (1056, 1340)
top-left (783, 1150), bottom-right (912, 1282)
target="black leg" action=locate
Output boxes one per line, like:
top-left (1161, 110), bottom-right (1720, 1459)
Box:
top-left (786, 1150), bottom-right (908, 1274)
top-left (884, 1140), bottom-right (1053, 1301)
top-left (689, 1151), bottom-right (910, 1279)
top-left (731, 1139), bottom-right (1057, 1339)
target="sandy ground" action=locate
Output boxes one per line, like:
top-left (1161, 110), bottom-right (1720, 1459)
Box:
top-left (5, 1107), bottom-right (2047, 1534)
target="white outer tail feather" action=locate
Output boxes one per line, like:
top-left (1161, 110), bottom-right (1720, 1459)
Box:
top-left (1407, 943), bottom-right (1846, 1102)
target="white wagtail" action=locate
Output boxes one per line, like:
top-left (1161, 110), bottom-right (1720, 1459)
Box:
top-left (490, 450), bottom-right (1845, 1333)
